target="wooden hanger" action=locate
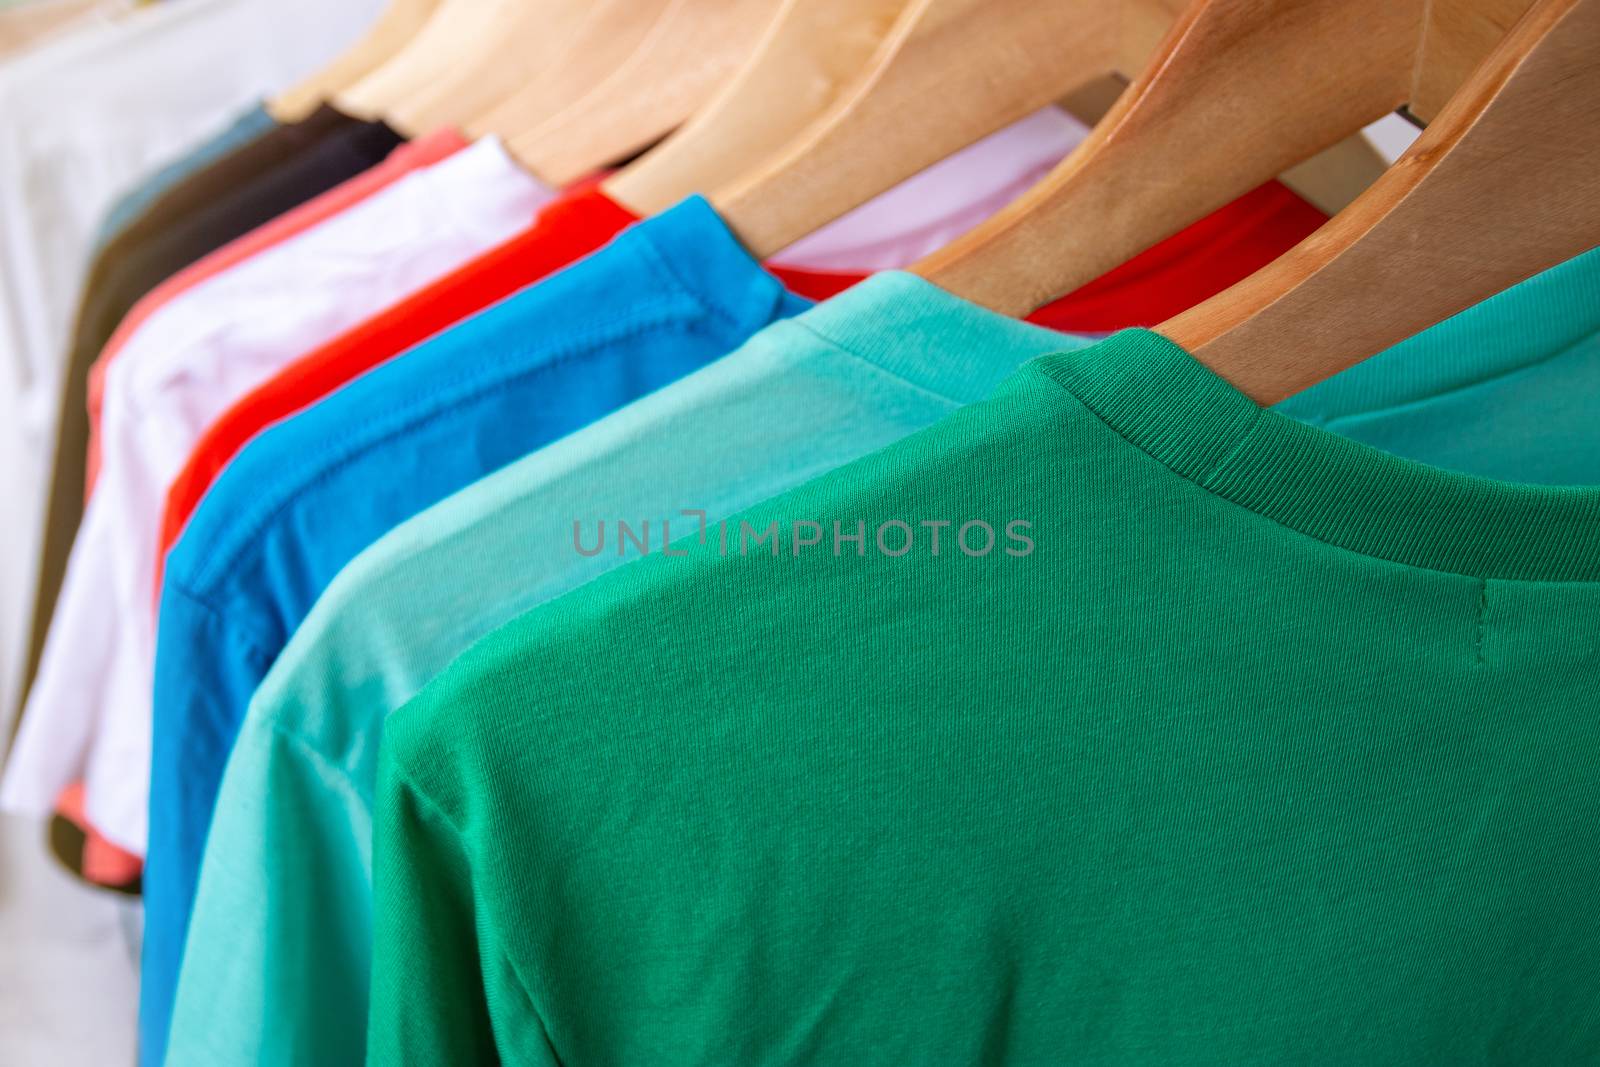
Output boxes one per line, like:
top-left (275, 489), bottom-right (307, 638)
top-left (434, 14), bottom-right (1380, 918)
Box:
top-left (463, 0), bottom-right (678, 145)
top-left (268, 0), bottom-right (440, 123)
top-left (914, 0), bottom-right (1433, 316)
top-left (502, 0), bottom-right (790, 187)
top-left (1162, 0), bottom-right (1598, 404)
top-left (335, 0), bottom-right (592, 132)
top-left (709, 0), bottom-right (1189, 261)
top-left (398, 0), bottom-right (680, 140)
top-left (1410, 0), bottom-right (1542, 117)
top-left (604, 0), bottom-right (913, 216)
top-left (1054, 73), bottom-right (1398, 217)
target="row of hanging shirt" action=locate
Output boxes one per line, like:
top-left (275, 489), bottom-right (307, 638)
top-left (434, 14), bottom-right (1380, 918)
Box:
top-left (0, 0), bottom-right (1597, 1063)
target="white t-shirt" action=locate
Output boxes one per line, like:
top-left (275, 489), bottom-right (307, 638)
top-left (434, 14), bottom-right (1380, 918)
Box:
top-left (0, 0), bottom-right (385, 741)
top-left (2, 138), bottom-right (553, 849)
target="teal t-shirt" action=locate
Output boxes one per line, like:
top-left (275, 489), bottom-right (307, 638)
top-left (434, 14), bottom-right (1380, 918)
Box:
top-left (182, 250), bottom-right (1599, 1065)
top-left (1277, 245), bottom-right (1600, 483)
top-left (370, 290), bottom-right (1600, 1060)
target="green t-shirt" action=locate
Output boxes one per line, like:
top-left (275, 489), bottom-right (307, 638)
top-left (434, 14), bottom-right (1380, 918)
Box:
top-left (167, 275), bottom-right (1092, 1067)
top-left (185, 251), bottom-right (1599, 1065)
top-left (371, 324), bottom-right (1600, 1066)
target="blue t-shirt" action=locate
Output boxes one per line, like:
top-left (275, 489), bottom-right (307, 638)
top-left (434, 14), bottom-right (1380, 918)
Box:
top-left (141, 196), bottom-right (813, 1064)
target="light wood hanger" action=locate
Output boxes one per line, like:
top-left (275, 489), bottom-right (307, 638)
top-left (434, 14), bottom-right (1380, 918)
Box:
top-left (711, 0), bottom-right (1205, 260)
top-left (400, 0), bottom-right (678, 140)
top-left (1162, 0), bottom-right (1598, 403)
top-left (709, 0), bottom-right (1207, 261)
top-left (604, 0), bottom-right (913, 217)
top-left (463, 0), bottom-right (678, 145)
top-left (268, 0), bottom-right (440, 123)
top-left (1410, 0), bottom-right (1542, 117)
top-left (1042, 71), bottom-right (1393, 218)
top-left (503, 0), bottom-right (790, 187)
top-left (914, 0), bottom-right (1435, 316)
top-left (335, 0), bottom-right (592, 132)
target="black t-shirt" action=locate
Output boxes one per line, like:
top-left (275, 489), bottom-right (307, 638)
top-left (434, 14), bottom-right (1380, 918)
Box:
top-left (86, 104), bottom-right (353, 301)
top-left (89, 116), bottom-right (404, 342)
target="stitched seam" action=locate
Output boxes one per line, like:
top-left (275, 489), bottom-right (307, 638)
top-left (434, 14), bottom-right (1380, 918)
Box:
top-left (630, 227), bottom-right (751, 332)
top-left (1199, 406), bottom-right (1268, 489)
top-left (163, 579), bottom-right (277, 669)
top-left (1475, 579), bottom-right (1489, 666)
top-left (786, 318), bottom-right (984, 407)
top-left (268, 720), bottom-right (369, 804)
top-left (630, 227), bottom-right (732, 328)
top-left (187, 305), bottom-right (698, 591)
top-left (403, 777), bottom-right (563, 1062)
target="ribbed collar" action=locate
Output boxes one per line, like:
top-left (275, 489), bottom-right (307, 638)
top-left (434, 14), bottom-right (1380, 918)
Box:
top-left (1036, 329), bottom-right (1600, 582)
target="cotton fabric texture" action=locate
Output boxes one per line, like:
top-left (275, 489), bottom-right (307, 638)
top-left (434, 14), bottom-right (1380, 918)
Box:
top-left (22, 131), bottom-right (472, 894)
top-left (155, 173), bottom-right (1325, 577)
top-left (78, 103), bottom-right (359, 335)
top-left (142, 176), bottom-right (1329, 1003)
top-left (164, 274), bottom-right (1093, 1067)
top-left (369, 324), bottom-right (1600, 1066)
top-left (172, 249), bottom-right (1600, 1066)
top-left (87, 128), bottom-right (471, 487)
top-left (88, 103), bottom-right (356, 290)
top-left (142, 195), bottom-right (820, 1066)
top-left (1274, 246), bottom-right (1600, 484)
top-left (79, 114), bottom-right (405, 364)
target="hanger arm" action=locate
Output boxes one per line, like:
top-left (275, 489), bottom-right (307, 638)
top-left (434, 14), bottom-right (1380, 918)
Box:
top-left (604, 0), bottom-right (913, 217)
top-left (398, 0), bottom-right (676, 139)
top-left (269, 0), bottom-right (441, 123)
top-left (336, 0), bottom-right (591, 129)
top-left (507, 0), bottom-right (788, 187)
top-left (1410, 0), bottom-right (1544, 118)
top-left (1162, 0), bottom-right (1598, 404)
top-left (712, 0), bottom-right (1152, 260)
top-left (464, 0), bottom-right (677, 145)
top-left (915, 0), bottom-right (1428, 318)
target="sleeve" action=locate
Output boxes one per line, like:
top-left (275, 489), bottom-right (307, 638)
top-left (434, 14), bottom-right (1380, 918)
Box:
top-left (367, 745), bottom-right (505, 1067)
top-left (166, 718), bottom-right (374, 1067)
top-left (142, 584), bottom-right (274, 1067)
top-left (0, 490), bottom-right (121, 818)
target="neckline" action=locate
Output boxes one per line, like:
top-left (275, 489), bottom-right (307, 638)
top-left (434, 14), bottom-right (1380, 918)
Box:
top-left (1036, 329), bottom-right (1600, 583)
